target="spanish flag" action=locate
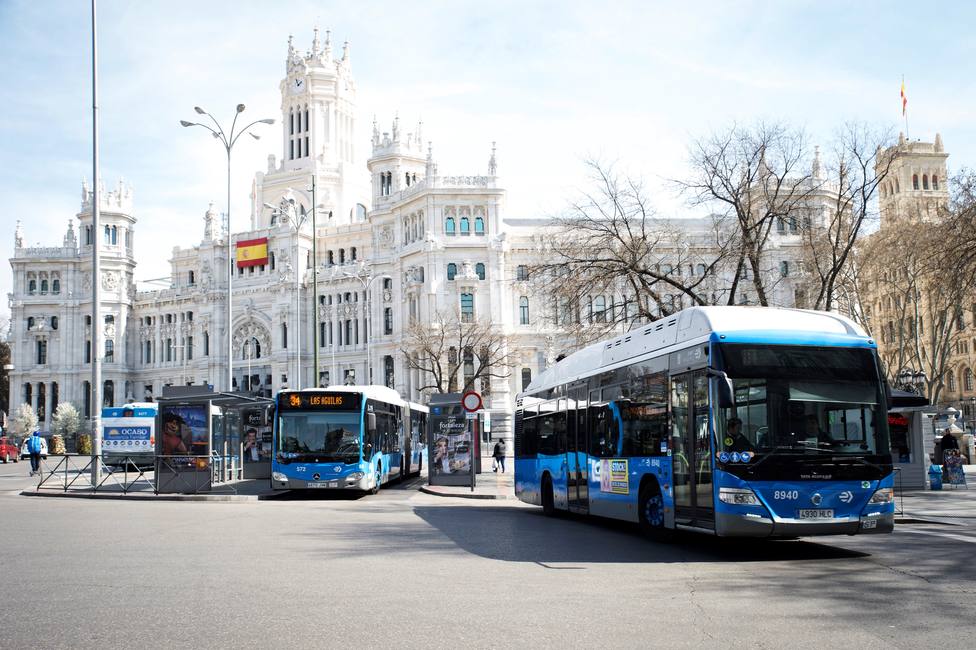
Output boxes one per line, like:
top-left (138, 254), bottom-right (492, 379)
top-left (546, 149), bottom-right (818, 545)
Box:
top-left (236, 237), bottom-right (268, 268)
top-left (900, 77), bottom-right (907, 116)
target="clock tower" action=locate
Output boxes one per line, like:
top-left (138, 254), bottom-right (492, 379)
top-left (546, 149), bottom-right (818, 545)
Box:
top-left (250, 28), bottom-right (368, 230)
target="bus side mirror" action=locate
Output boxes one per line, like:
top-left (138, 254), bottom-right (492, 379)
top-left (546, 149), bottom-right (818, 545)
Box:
top-left (367, 413), bottom-right (377, 432)
top-left (708, 369), bottom-right (735, 409)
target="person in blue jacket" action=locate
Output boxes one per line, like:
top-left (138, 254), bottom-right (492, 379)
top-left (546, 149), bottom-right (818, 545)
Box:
top-left (27, 430), bottom-right (44, 476)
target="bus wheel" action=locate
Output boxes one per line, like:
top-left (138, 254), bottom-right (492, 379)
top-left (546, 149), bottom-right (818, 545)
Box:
top-left (639, 482), bottom-right (673, 542)
top-left (370, 464), bottom-right (381, 495)
top-left (541, 475), bottom-right (556, 517)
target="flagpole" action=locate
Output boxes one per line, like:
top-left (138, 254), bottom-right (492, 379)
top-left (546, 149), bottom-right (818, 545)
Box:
top-left (902, 75), bottom-right (909, 140)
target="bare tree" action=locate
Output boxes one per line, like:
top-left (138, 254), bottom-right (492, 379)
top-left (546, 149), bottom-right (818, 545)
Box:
top-left (399, 308), bottom-right (517, 395)
top-left (802, 124), bottom-right (895, 310)
top-left (676, 122), bottom-right (815, 305)
top-left (532, 160), bottom-right (735, 346)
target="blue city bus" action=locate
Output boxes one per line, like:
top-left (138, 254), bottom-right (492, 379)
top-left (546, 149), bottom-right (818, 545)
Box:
top-left (515, 306), bottom-right (896, 538)
top-left (271, 386), bottom-right (426, 492)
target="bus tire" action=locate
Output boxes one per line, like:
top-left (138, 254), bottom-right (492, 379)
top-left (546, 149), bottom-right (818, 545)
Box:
top-left (370, 463), bottom-right (382, 495)
top-left (638, 481), bottom-right (673, 542)
top-left (541, 474), bottom-right (556, 517)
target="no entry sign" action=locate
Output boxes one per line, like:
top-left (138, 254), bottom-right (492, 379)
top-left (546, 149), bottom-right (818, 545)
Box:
top-left (461, 391), bottom-right (483, 413)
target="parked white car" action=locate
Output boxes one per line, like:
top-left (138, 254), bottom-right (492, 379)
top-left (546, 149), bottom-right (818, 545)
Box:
top-left (20, 436), bottom-right (49, 460)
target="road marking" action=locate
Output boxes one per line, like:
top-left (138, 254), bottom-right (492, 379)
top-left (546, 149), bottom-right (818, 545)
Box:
top-left (898, 527), bottom-right (976, 545)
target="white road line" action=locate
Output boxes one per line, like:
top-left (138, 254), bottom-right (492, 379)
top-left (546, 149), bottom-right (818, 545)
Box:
top-left (897, 527), bottom-right (976, 545)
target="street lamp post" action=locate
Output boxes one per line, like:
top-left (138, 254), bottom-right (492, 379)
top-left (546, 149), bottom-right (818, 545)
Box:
top-left (180, 105), bottom-right (273, 393)
top-left (264, 200), bottom-right (307, 389)
top-left (343, 271), bottom-right (392, 386)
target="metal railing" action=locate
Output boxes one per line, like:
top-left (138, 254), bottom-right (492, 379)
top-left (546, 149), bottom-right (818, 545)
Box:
top-left (34, 453), bottom-right (242, 495)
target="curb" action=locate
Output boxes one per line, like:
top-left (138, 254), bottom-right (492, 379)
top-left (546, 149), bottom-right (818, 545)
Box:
top-left (20, 489), bottom-right (276, 502)
top-left (419, 485), bottom-right (515, 500)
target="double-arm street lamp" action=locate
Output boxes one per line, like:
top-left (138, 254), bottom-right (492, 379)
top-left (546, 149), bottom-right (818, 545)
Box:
top-left (897, 368), bottom-right (927, 396)
top-left (180, 105), bottom-right (273, 393)
top-left (343, 270), bottom-right (392, 386)
top-left (264, 199), bottom-right (307, 389)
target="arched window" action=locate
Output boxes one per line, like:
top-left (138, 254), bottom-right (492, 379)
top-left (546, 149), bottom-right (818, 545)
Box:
top-left (384, 355), bottom-right (395, 389)
top-left (27, 317), bottom-right (34, 330)
top-left (460, 217), bottom-right (470, 235)
top-left (269, 253), bottom-right (275, 271)
top-left (339, 249), bottom-right (345, 264)
top-left (351, 247), bottom-right (357, 261)
top-left (445, 217), bottom-right (456, 236)
top-left (923, 174), bottom-right (929, 190)
top-left (40, 279), bottom-right (48, 293)
top-left (52, 278), bottom-right (60, 294)
top-left (417, 266), bottom-right (425, 283)
top-left (243, 336), bottom-right (261, 360)
top-left (51, 316), bottom-right (58, 330)
top-left (966, 368), bottom-right (975, 392)
top-left (475, 263), bottom-right (486, 280)
top-left (519, 296), bottom-right (530, 325)
top-left (28, 279), bottom-right (36, 294)
top-left (948, 372), bottom-right (956, 391)
top-left (474, 216), bottom-right (485, 235)
top-left (913, 174), bottom-right (919, 190)
top-left (328, 250), bottom-right (334, 265)
top-left (282, 322), bottom-right (288, 349)
top-left (104, 339), bottom-right (114, 362)
top-left (776, 218), bottom-right (786, 233)
top-left (447, 263), bottom-right (457, 281)
top-left (516, 265), bottom-right (529, 281)
top-left (780, 261), bottom-right (790, 277)
top-left (104, 380), bottom-right (114, 407)
top-left (932, 175), bottom-right (939, 190)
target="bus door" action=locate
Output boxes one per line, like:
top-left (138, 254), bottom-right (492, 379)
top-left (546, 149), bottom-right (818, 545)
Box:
top-left (566, 384), bottom-right (589, 513)
top-left (671, 371), bottom-right (714, 529)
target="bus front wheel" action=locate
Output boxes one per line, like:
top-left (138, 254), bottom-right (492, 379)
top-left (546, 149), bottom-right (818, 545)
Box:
top-left (639, 482), bottom-right (673, 542)
top-left (541, 475), bottom-right (556, 517)
top-left (370, 463), bottom-right (382, 495)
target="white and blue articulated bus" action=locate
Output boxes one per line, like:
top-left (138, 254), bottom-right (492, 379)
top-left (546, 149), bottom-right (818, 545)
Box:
top-left (515, 306), bottom-right (896, 538)
top-left (271, 386), bottom-right (427, 492)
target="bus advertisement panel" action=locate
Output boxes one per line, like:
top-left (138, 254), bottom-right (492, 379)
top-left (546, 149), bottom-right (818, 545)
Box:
top-left (102, 406), bottom-right (156, 455)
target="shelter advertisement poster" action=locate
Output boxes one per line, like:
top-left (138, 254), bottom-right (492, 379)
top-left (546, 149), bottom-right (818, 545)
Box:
top-left (431, 414), bottom-right (471, 476)
top-left (102, 407), bottom-right (156, 454)
top-left (159, 404), bottom-right (210, 468)
top-left (600, 458), bottom-right (629, 494)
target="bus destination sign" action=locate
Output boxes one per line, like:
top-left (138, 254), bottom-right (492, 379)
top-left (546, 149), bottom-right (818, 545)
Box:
top-left (278, 392), bottom-right (361, 411)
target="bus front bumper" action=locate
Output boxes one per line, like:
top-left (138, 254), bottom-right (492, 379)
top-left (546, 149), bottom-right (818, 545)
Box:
top-left (715, 511), bottom-right (894, 537)
top-left (272, 472), bottom-right (370, 491)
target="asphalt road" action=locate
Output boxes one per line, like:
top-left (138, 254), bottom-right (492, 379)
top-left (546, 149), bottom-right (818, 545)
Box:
top-left (1, 460), bottom-right (973, 649)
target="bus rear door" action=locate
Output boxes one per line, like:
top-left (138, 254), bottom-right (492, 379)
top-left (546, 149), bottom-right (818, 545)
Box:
top-left (566, 383), bottom-right (588, 513)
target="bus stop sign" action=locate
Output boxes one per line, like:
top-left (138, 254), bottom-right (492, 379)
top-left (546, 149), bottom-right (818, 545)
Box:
top-left (461, 391), bottom-right (482, 413)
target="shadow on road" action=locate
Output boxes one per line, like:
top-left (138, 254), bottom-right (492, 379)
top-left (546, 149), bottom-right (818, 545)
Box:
top-left (270, 474), bottom-right (425, 501)
top-left (407, 504), bottom-right (870, 564)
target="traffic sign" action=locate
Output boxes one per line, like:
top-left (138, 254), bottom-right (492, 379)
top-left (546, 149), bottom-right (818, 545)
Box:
top-left (461, 391), bottom-right (482, 413)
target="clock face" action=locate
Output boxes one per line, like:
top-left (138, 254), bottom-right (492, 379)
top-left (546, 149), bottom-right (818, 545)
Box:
top-left (290, 77), bottom-right (305, 94)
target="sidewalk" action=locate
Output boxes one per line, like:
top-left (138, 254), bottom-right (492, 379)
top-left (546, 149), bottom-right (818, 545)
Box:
top-left (420, 461), bottom-right (516, 500)
top-left (898, 484), bottom-right (976, 524)
top-left (23, 477), bottom-right (280, 502)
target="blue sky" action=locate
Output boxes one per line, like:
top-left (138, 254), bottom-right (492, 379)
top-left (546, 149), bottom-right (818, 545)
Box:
top-left (1, 0), bottom-right (974, 322)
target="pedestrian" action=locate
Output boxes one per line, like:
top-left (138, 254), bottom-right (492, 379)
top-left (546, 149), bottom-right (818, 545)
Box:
top-left (940, 429), bottom-right (959, 463)
top-left (27, 430), bottom-right (43, 477)
top-left (492, 439), bottom-right (506, 473)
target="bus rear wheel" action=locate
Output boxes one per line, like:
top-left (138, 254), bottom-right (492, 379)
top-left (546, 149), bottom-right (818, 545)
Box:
top-left (541, 475), bottom-right (556, 517)
top-left (639, 482), bottom-right (673, 542)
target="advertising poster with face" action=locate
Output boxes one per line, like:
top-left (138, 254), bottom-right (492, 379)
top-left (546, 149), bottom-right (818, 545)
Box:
top-left (430, 407), bottom-right (472, 476)
top-left (159, 404), bottom-right (210, 468)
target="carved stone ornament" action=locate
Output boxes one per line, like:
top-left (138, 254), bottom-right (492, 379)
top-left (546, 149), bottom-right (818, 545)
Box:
top-left (232, 321), bottom-right (271, 360)
top-left (82, 272), bottom-right (92, 293)
top-left (101, 270), bottom-right (120, 291)
top-left (104, 322), bottom-right (116, 338)
top-left (383, 290), bottom-right (392, 303)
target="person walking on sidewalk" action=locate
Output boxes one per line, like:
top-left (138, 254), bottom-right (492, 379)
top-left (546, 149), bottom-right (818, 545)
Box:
top-left (26, 430), bottom-right (43, 477)
top-left (492, 439), bottom-right (506, 473)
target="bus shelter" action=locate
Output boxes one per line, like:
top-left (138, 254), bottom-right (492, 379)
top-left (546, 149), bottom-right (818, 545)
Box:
top-left (155, 386), bottom-right (273, 493)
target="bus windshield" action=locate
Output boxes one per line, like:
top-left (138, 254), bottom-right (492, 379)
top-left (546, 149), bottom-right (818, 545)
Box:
top-left (276, 411), bottom-right (362, 463)
top-left (716, 344), bottom-right (889, 457)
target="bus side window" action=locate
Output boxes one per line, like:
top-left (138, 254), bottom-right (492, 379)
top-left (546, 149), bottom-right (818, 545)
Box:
top-left (588, 404), bottom-right (611, 457)
top-left (520, 415), bottom-right (539, 458)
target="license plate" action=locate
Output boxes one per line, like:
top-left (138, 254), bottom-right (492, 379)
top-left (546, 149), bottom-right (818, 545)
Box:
top-left (306, 482), bottom-right (329, 488)
top-left (862, 519), bottom-right (878, 529)
top-left (797, 509), bottom-right (834, 519)
top-left (328, 481), bottom-right (339, 488)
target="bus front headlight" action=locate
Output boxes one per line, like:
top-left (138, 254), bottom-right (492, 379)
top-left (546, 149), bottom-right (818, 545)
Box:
top-left (272, 472), bottom-right (288, 483)
top-left (719, 487), bottom-right (760, 505)
top-left (347, 472), bottom-right (365, 481)
top-left (868, 488), bottom-right (893, 504)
